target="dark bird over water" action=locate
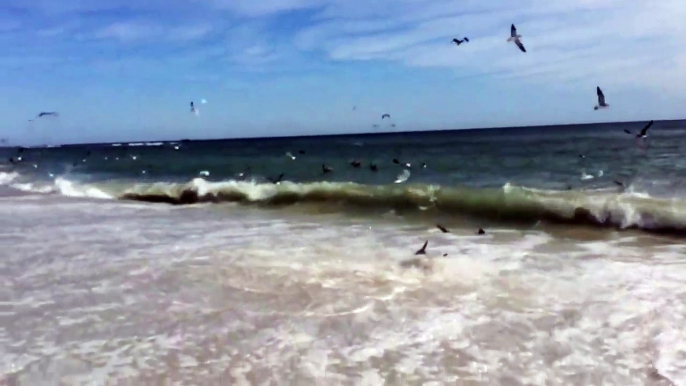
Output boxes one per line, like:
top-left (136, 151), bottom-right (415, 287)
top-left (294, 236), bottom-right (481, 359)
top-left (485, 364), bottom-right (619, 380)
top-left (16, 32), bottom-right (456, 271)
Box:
top-left (350, 160), bottom-right (361, 168)
top-left (436, 224), bottom-right (450, 233)
top-left (452, 37), bottom-right (469, 45)
top-left (595, 87), bottom-right (609, 110)
top-left (322, 164), bottom-right (333, 174)
top-left (614, 180), bottom-right (625, 188)
top-left (381, 114), bottom-right (391, 119)
top-left (477, 228), bottom-right (486, 235)
top-left (636, 120), bottom-right (654, 139)
top-left (392, 159), bottom-right (400, 164)
top-left (370, 163), bottom-right (378, 172)
top-left (267, 173), bottom-right (285, 184)
top-left (298, 150), bottom-right (306, 155)
top-left (507, 24), bottom-right (526, 52)
top-left (415, 240), bottom-right (428, 255)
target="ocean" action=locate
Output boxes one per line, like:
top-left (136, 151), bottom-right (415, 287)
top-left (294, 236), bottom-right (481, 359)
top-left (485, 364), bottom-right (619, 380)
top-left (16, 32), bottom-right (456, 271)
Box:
top-left (1, 121), bottom-right (685, 384)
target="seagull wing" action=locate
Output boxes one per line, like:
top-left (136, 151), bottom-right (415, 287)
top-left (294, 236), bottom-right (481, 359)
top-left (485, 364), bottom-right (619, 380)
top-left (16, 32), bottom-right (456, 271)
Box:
top-left (452, 38), bottom-right (458, 44)
top-left (515, 40), bottom-right (526, 52)
top-left (597, 87), bottom-right (605, 105)
top-left (464, 37), bottom-right (469, 42)
top-left (639, 120), bottom-right (654, 136)
top-left (511, 24), bottom-right (517, 37)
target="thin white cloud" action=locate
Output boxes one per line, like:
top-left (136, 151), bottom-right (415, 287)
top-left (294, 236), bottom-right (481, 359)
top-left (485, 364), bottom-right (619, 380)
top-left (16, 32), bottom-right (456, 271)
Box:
top-left (93, 21), bottom-right (212, 43)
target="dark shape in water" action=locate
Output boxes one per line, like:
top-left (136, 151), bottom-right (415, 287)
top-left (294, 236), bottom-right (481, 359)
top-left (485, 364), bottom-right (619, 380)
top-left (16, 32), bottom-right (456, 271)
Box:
top-left (322, 164), bottom-right (333, 174)
top-left (477, 228), bottom-right (486, 235)
top-left (267, 173), bottom-right (285, 184)
top-left (415, 240), bottom-right (428, 255)
top-left (421, 163), bottom-right (427, 169)
top-left (350, 160), bottom-right (361, 168)
top-left (392, 159), bottom-right (400, 164)
top-left (436, 224), bottom-right (450, 233)
top-left (298, 150), bottom-right (306, 155)
top-left (370, 163), bottom-right (378, 172)
top-left (623, 129), bottom-right (632, 135)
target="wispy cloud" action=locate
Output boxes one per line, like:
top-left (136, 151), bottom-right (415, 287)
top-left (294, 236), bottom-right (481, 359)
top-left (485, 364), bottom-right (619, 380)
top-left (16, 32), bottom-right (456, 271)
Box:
top-left (92, 21), bottom-right (213, 43)
top-left (285, 0), bottom-right (686, 93)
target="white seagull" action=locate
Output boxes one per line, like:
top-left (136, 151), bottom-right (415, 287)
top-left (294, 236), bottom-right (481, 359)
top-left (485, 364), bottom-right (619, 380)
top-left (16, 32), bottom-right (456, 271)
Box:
top-left (507, 24), bottom-right (526, 53)
top-left (594, 87), bottom-right (609, 110)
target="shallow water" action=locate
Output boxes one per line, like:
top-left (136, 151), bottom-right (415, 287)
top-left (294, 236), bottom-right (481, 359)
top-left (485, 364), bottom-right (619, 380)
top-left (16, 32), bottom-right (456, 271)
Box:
top-left (1, 123), bottom-right (686, 384)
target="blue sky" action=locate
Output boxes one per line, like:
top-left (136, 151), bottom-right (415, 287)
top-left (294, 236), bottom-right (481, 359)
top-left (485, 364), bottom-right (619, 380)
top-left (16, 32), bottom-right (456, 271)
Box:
top-left (1, 0), bottom-right (686, 144)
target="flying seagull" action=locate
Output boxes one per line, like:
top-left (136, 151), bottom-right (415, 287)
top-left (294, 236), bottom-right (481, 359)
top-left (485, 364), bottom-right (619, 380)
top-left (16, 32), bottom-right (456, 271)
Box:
top-left (595, 87), bottom-right (609, 110)
top-left (381, 114), bottom-right (391, 119)
top-left (29, 112), bottom-right (59, 121)
top-left (507, 24), bottom-right (526, 52)
top-left (636, 120), bottom-right (654, 139)
top-left (452, 37), bottom-right (469, 46)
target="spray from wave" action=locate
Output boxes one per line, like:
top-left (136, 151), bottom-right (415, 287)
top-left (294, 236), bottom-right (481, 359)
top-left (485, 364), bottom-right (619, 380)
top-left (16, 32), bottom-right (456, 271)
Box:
top-left (117, 178), bottom-right (686, 234)
top-left (4, 170), bottom-right (686, 234)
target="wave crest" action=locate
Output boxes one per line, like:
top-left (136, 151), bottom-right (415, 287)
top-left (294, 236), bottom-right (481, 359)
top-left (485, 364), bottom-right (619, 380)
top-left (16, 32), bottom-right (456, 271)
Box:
top-left (120, 178), bottom-right (686, 234)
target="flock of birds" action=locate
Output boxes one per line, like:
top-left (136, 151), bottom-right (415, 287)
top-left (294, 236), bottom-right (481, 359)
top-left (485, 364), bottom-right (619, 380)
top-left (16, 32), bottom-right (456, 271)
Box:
top-left (3, 22), bottom-right (662, 267)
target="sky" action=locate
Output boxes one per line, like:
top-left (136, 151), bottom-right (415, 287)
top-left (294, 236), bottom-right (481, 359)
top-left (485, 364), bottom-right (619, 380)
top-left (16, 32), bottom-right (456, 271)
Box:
top-left (1, 0), bottom-right (686, 145)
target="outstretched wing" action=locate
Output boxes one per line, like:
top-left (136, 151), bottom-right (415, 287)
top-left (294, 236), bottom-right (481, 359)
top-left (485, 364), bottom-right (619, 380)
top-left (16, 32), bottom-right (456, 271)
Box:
top-left (511, 24), bottom-right (517, 37)
top-left (597, 87), bottom-right (605, 105)
top-left (516, 40), bottom-right (526, 52)
top-left (464, 37), bottom-right (469, 42)
top-left (639, 120), bottom-right (654, 136)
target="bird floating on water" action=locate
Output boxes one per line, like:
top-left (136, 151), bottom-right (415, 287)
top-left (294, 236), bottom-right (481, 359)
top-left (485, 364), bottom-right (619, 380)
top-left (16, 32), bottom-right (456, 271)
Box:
top-left (507, 24), bottom-right (526, 53)
top-left (594, 87), bottom-right (609, 110)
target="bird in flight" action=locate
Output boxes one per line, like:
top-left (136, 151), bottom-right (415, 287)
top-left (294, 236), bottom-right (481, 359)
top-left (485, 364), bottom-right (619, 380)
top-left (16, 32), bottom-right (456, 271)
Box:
top-left (452, 37), bottom-right (469, 46)
top-left (507, 24), bottom-right (526, 53)
top-left (635, 120), bottom-right (654, 139)
top-left (381, 114), bottom-right (391, 119)
top-left (190, 101), bottom-right (199, 115)
top-left (29, 112), bottom-right (59, 121)
top-left (594, 87), bottom-right (609, 110)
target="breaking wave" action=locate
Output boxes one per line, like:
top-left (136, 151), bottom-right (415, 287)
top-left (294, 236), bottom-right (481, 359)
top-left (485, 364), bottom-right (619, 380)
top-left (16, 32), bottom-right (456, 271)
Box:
top-left (4, 170), bottom-right (686, 234)
top-left (120, 178), bottom-right (686, 235)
